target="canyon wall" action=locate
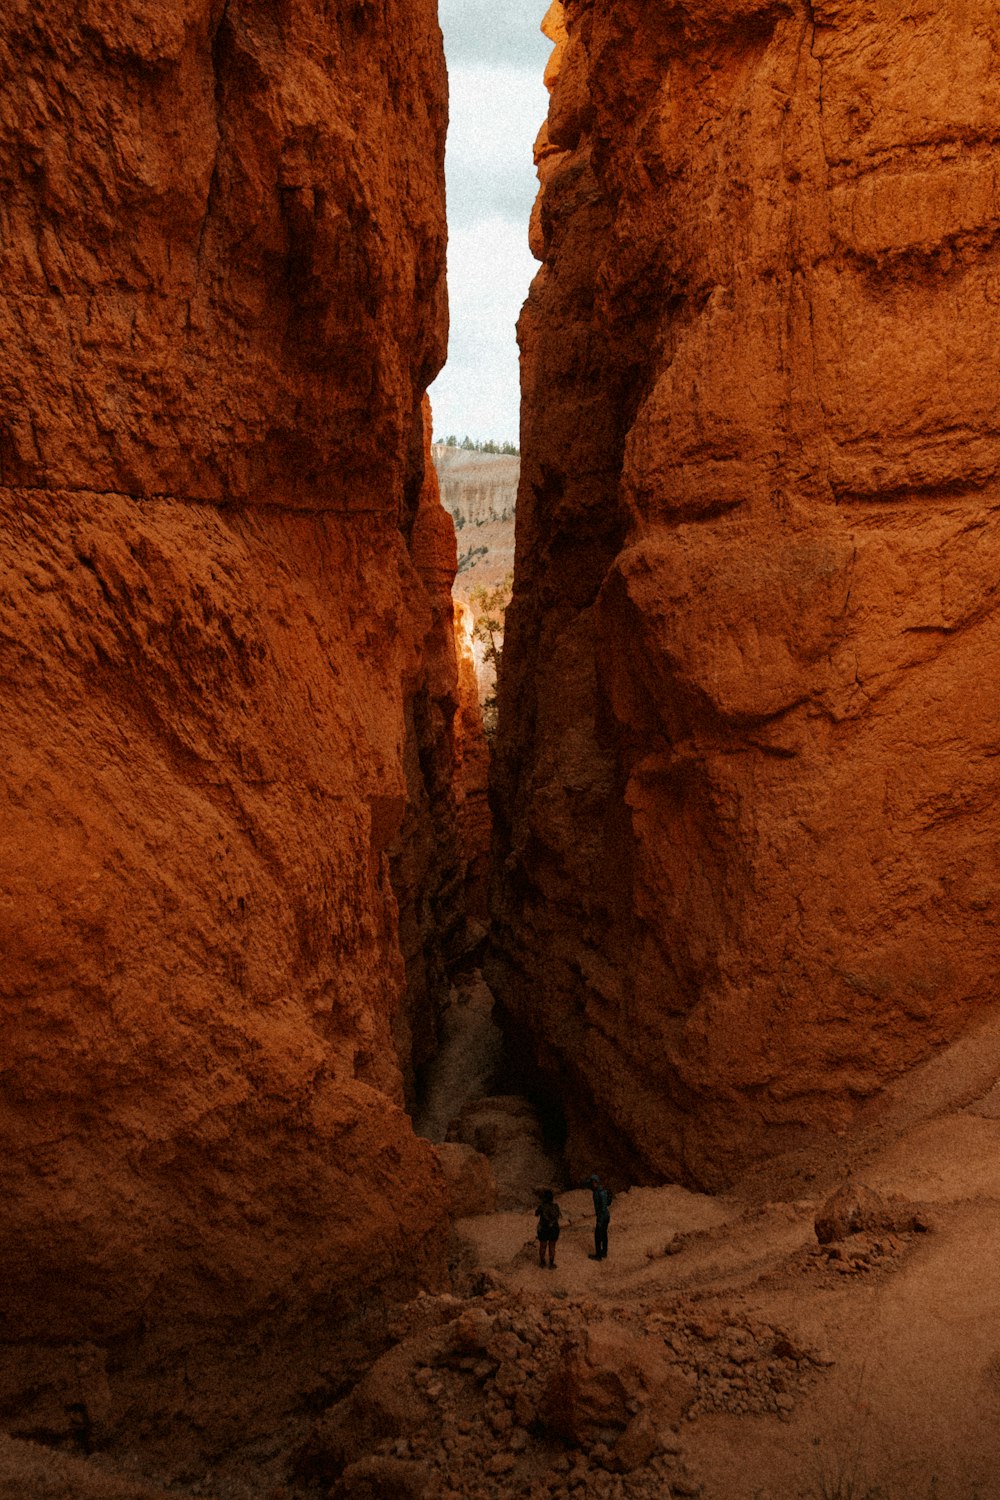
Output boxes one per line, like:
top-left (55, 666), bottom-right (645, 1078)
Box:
top-left (491, 0), bottom-right (1000, 1189)
top-left (0, 0), bottom-right (461, 1455)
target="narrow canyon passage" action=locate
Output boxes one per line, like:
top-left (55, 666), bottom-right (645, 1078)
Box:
top-left (4, 1), bottom-right (1000, 1498)
top-left (414, 971), bottom-right (568, 1212)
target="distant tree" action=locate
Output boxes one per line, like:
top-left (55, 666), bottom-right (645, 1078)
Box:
top-left (433, 433), bottom-right (520, 456)
top-left (468, 572), bottom-right (513, 741)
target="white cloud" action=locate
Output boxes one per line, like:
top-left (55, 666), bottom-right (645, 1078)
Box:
top-left (428, 216), bottom-right (540, 446)
top-left (445, 63), bottom-right (548, 230)
top-left (439, 0), bottom-right (551, 69)
top-left (426, 2), bottom-right (553, 442)
top-left (429, 50), bottom-right (550, 442)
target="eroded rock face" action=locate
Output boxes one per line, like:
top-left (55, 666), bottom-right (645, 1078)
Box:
top-left (0, 0), bottom-right (447, 509)
top-left (491, 0), bottom-right (1000, 1188)
top-left (434, 446), bottom-right (519, 529)
top-left (391, 403), bottom-right (479, 1109)
top-left (0, 0), bottom-right (458, 1453)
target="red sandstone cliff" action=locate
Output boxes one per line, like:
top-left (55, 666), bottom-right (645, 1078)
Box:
top-left (491, 0), bottom-right (1000, 1189)
top-left (392, 402), bottom-right (486, 1105)
top-left (0, 0), bottom-right (461, 1457)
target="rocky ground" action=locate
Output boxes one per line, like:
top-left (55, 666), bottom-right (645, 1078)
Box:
top-left (304, 984), bottom-right (1000, 1500)
top-left (7, 989), bottom-right (1000, 1500)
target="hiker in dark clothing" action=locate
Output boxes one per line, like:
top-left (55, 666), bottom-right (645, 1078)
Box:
top-left (588, 1174), bottom-right (611, 1260)
top-left (535, 1189), bottom-right (561, 1267)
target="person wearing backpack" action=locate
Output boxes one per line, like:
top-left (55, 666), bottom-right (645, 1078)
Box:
top-left (535, 1189), bottom-right (561, 1267)
top-left (588, 1174), bottom-right (613, 1260)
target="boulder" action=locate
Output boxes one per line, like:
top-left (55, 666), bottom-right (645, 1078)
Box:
top-left (815, 1182), bottom-right (928, 1245)
top-left (335, 1456), bottom-right (439, 1500)
top-left (433, 1142), bottom-right (499, 1217)
top-left (541, 1321), bottom-right (689, 1445)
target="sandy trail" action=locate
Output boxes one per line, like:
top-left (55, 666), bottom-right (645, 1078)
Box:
top-left (40, 981), bottom-right (999, 1500)
top-left (443, 1002), bottom-right (1000, 1500)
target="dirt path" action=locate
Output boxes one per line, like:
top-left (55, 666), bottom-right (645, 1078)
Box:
top-left (35, 985), bottom-right (1000, 1500)
top-left (434, 1016), bottom-right (1000, 1500)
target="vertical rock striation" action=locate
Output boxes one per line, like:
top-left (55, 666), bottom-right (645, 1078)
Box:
top-left (434, 445), bottom-right (520, 528)
top-left (0, 0), bottom-right (460, 1452)
top-left (391, 401), bottom-right (481, 1107)
top-left (491, 0), bottom-right (1000, 1188)
top-left (454, 602), bottom-right (493, 928)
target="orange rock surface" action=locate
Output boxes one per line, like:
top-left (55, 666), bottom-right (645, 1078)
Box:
top-left (491, 0), bottom-right (1000, 1189)
top-left (0, 0), bottom-right (462, 1454)
top-left (392, 402), bottom-right (490, 1105)
top-left (454, 599), bottom-right (493, 925)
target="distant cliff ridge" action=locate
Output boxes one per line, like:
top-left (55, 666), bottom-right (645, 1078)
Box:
top-left (432, 445), bottom-right (519, 528)
top-left (431, 446), bottom-right (517, 708)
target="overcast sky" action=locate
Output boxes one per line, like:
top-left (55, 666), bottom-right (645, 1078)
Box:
top-left (427, 0), bottom-right (551, 447)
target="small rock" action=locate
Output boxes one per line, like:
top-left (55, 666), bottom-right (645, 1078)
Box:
top-left (815, 1182), bottom-right (886, 1244)
top-left (495, 1361), bottom-right (526, 1396)
top-left (337, 1456), bottom-right (436, 1499)
top-left (614, 1410), bottom-right (658, 1473)
top-left (490, 1332), bottom-right (525, 1362)
top-left (453, 1309), bottom-right (493, 1353)
top-left (514, 1390), bottom-right (536, 1426)
top-left (673, 1476), bottom-right (703, 1497)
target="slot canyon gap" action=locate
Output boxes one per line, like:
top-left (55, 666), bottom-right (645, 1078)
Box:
top-left (2, 0), bottom-right (1000, 1484)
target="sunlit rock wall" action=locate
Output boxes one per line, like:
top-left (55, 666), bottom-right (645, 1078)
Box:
top-left (491, 0), bottom-right (1000, 1189)
top-left (0, 0), bottom-right (456, 1450)
top-left (392, 403), bottom-right (486, 1107)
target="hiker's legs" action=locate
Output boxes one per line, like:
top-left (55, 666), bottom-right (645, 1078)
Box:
top-left (538, 1240), bottom-right (546, 1267)
top-left (546, 1238), bottom-right (556, 1266)
top-left (595, 1220), bottom-right (609, 1258)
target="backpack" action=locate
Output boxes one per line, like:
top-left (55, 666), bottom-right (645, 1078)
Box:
top-left (539, 1201), bottom-right (560, 1228)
